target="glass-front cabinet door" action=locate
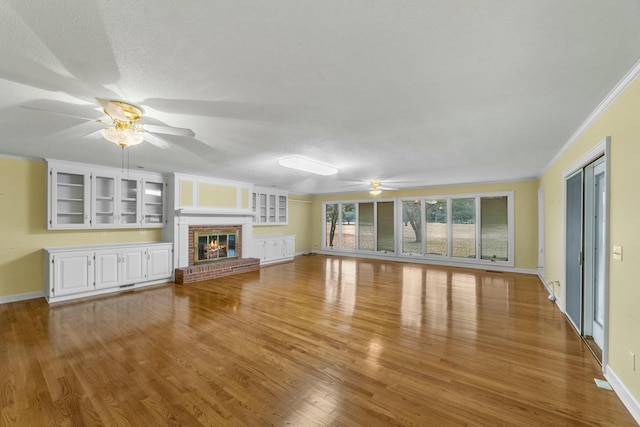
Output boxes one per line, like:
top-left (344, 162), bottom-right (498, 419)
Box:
top-left (50, 169), bottom-right (90, 229)
top-left (142, 180), bottom-right (165, 225)
top-left (92, 173), bottom-right (117, 226)
top-left (120, 178), bottom-right (140, 225)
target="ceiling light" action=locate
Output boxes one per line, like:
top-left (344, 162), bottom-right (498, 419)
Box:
top-left (278, 156), bottom-right (338, 176)
top-left (101, 127), bottom-right (144, 148)
top-left (370, 181), bottom-right (382, 195)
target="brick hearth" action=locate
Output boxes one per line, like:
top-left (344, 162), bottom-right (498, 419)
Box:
top-left (175, 257), bottom-right (260, 285)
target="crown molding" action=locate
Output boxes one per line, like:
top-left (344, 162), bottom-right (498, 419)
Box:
top-left (541, 57), bottom-right (640, 176)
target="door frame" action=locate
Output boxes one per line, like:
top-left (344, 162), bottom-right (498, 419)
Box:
top-left (561, 136), bottom-right (610, 371)
top-left (538, 185), bottom-right (544, 278)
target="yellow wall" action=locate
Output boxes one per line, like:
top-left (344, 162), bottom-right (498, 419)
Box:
top-left (539, 75), bottom-right (640, 401)
top-left (197, 183), bottom-right (236, 208)
top-left (310, 180), bottom-right (539, 270)
top-left (252, 194), bottom-right (315, 253)
top-left (0, 157), bottom-right (162, 298)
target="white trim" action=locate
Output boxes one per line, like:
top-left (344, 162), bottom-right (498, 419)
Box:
top-left (538, 185), bottom-right (544, 278)
top-left (561, 136), bottom-right (611, 371)
top-left (0, 153), bottom-right (44, 163)
top-left (538, 273), bottom-right (553, 295)
top-left (605, 365), bottom-right (640, 425)
top-left (0, 291), bottom-right (45, 304)
top-left (542, 58), bottom-right (640, 175)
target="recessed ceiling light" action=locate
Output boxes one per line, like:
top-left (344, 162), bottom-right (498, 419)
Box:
top-left (278, 155), bottom-right (338, 176)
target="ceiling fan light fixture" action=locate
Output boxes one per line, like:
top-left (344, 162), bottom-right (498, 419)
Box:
top-left (278, 155), bottom-right (338, 176)
top-left (101, 127), bottom-right (144, 148)
top-left (370, 181), bottom-right (382, 195)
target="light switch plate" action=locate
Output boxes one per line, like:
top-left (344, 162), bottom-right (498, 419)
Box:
top-left (613, 245), bottom-right (622, 261)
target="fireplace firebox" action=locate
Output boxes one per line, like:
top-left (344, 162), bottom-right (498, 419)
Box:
top-left (194, 230), bottom-right (238, 264)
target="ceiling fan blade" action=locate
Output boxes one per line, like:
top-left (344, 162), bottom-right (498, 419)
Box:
top-left (96, 97), bottom-right (127, 121)
top-left (142, 132), bottom-right (172, 149)
top-left (84, 129), bottom-right (104, 139)
top-left (144, 124), bottom-right (195, 138)
top-left (19, 105), bottom-right (104, 122)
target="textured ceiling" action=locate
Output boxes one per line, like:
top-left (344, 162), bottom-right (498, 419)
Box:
top-left (1, 1), bottom-right (640, 194)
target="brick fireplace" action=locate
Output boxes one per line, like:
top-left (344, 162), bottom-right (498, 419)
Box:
top-left (172, 210), bottom-right (259, 284)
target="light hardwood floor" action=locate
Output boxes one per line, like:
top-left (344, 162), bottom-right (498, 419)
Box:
top-left (1, 255), bottom-right (636, 426)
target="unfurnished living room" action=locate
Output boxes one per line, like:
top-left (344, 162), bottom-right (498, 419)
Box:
top-left (1, 1), bottom-right (640, 426)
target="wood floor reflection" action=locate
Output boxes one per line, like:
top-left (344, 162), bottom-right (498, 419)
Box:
top-left (1, 254), bottom-right (635, 426)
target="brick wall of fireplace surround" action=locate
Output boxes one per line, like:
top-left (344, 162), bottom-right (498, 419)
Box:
top-left (187, 225), bottom-right (242, 266)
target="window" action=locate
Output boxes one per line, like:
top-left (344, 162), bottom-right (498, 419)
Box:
top-left (322, 192), bottom-right (512, 267)
top-left (325, 203), bottom-right (339, 248)
top-left (426, 199), bottom-right (447, 256)
top-left (358, 202), bottom-right (374, 250)
top-left (480, 196), bottom-right (508, 261)
top-left (402, 200), bottom-right (422, 255)
top-left (342, 203), bottom-right (356, 250)
top-left (377, 201), bottom-right (395, 252)
top-left (452, 198), bottom-right (476, 258)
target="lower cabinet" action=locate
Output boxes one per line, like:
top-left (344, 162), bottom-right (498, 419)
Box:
top-left (45, 242), bottom-right (173, 303)
top-left (252, 234), bottom-right (295, 265)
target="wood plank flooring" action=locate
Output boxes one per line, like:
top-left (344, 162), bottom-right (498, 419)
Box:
top-left (1, 254), bottom-right (636, 426)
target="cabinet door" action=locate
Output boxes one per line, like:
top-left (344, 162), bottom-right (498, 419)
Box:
top-left (142, 180), bottom-right (165, 226)
top-left (266, 239), bottom-right (284, 260)
top-left (258, 193), bottom-right (267, 223)
top-left (50, 169), bottom-right (91, 229)
top-left (283, 237), bottom-right (295, 258)
top-left (119, 178), bottom-right (141, 226)
top-left (52, 251), bottom-right (93, 296)
top-left (251, 239), bottom-right (266, 260)
top-left (121, 247), bottom-right (147, 285)
top-left (95, 250), bottom-right (120, 289)
top-left (268, 194), bottom-right (276, 222)
top-left (92, 173), bottom-right (117, 227)
top-left (147, 245), bottom-right (172, 281)
top-left (278, 195), bottom-right (287, 223)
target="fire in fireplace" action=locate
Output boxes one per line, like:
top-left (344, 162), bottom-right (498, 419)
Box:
top-left (194, 230), bottom-right (238, 264)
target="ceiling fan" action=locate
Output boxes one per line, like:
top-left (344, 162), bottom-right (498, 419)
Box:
top-left (95, 98), bottom-right (195, 148)
top-left (22, 97), bottom-right (196, 149)
top-left (369, 181), bottom-right (398, 195)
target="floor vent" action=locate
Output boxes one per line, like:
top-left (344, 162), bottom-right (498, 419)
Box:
top-left (594, 378), bottom-right (613, 390)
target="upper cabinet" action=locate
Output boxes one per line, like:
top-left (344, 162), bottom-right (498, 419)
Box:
top-left (48, 160), bottom-right (166, 230)
top-left (252, 187), bottom-right (288, 225)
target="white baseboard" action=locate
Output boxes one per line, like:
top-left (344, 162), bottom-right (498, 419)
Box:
top-left (0, 291), bottom-right (45, 304)
top-left (538, 273), bottom-right (553, 294)
top-left (605, 365), bottom-right (640, 425)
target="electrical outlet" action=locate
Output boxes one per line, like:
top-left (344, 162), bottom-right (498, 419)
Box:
top-left (613, 245), bottom-right (623, 261)
top-left (630, 351), bottom-right (636, 372)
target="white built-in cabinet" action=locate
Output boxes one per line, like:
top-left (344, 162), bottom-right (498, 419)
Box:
top-left (252, 235), bottom-right (295, 265)
top-left (45, 242), bottom-right (173, 303)
top-left (252, 187), bottom-right (288, 225)
top-left (48, 160), bottom-right (166, 230)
